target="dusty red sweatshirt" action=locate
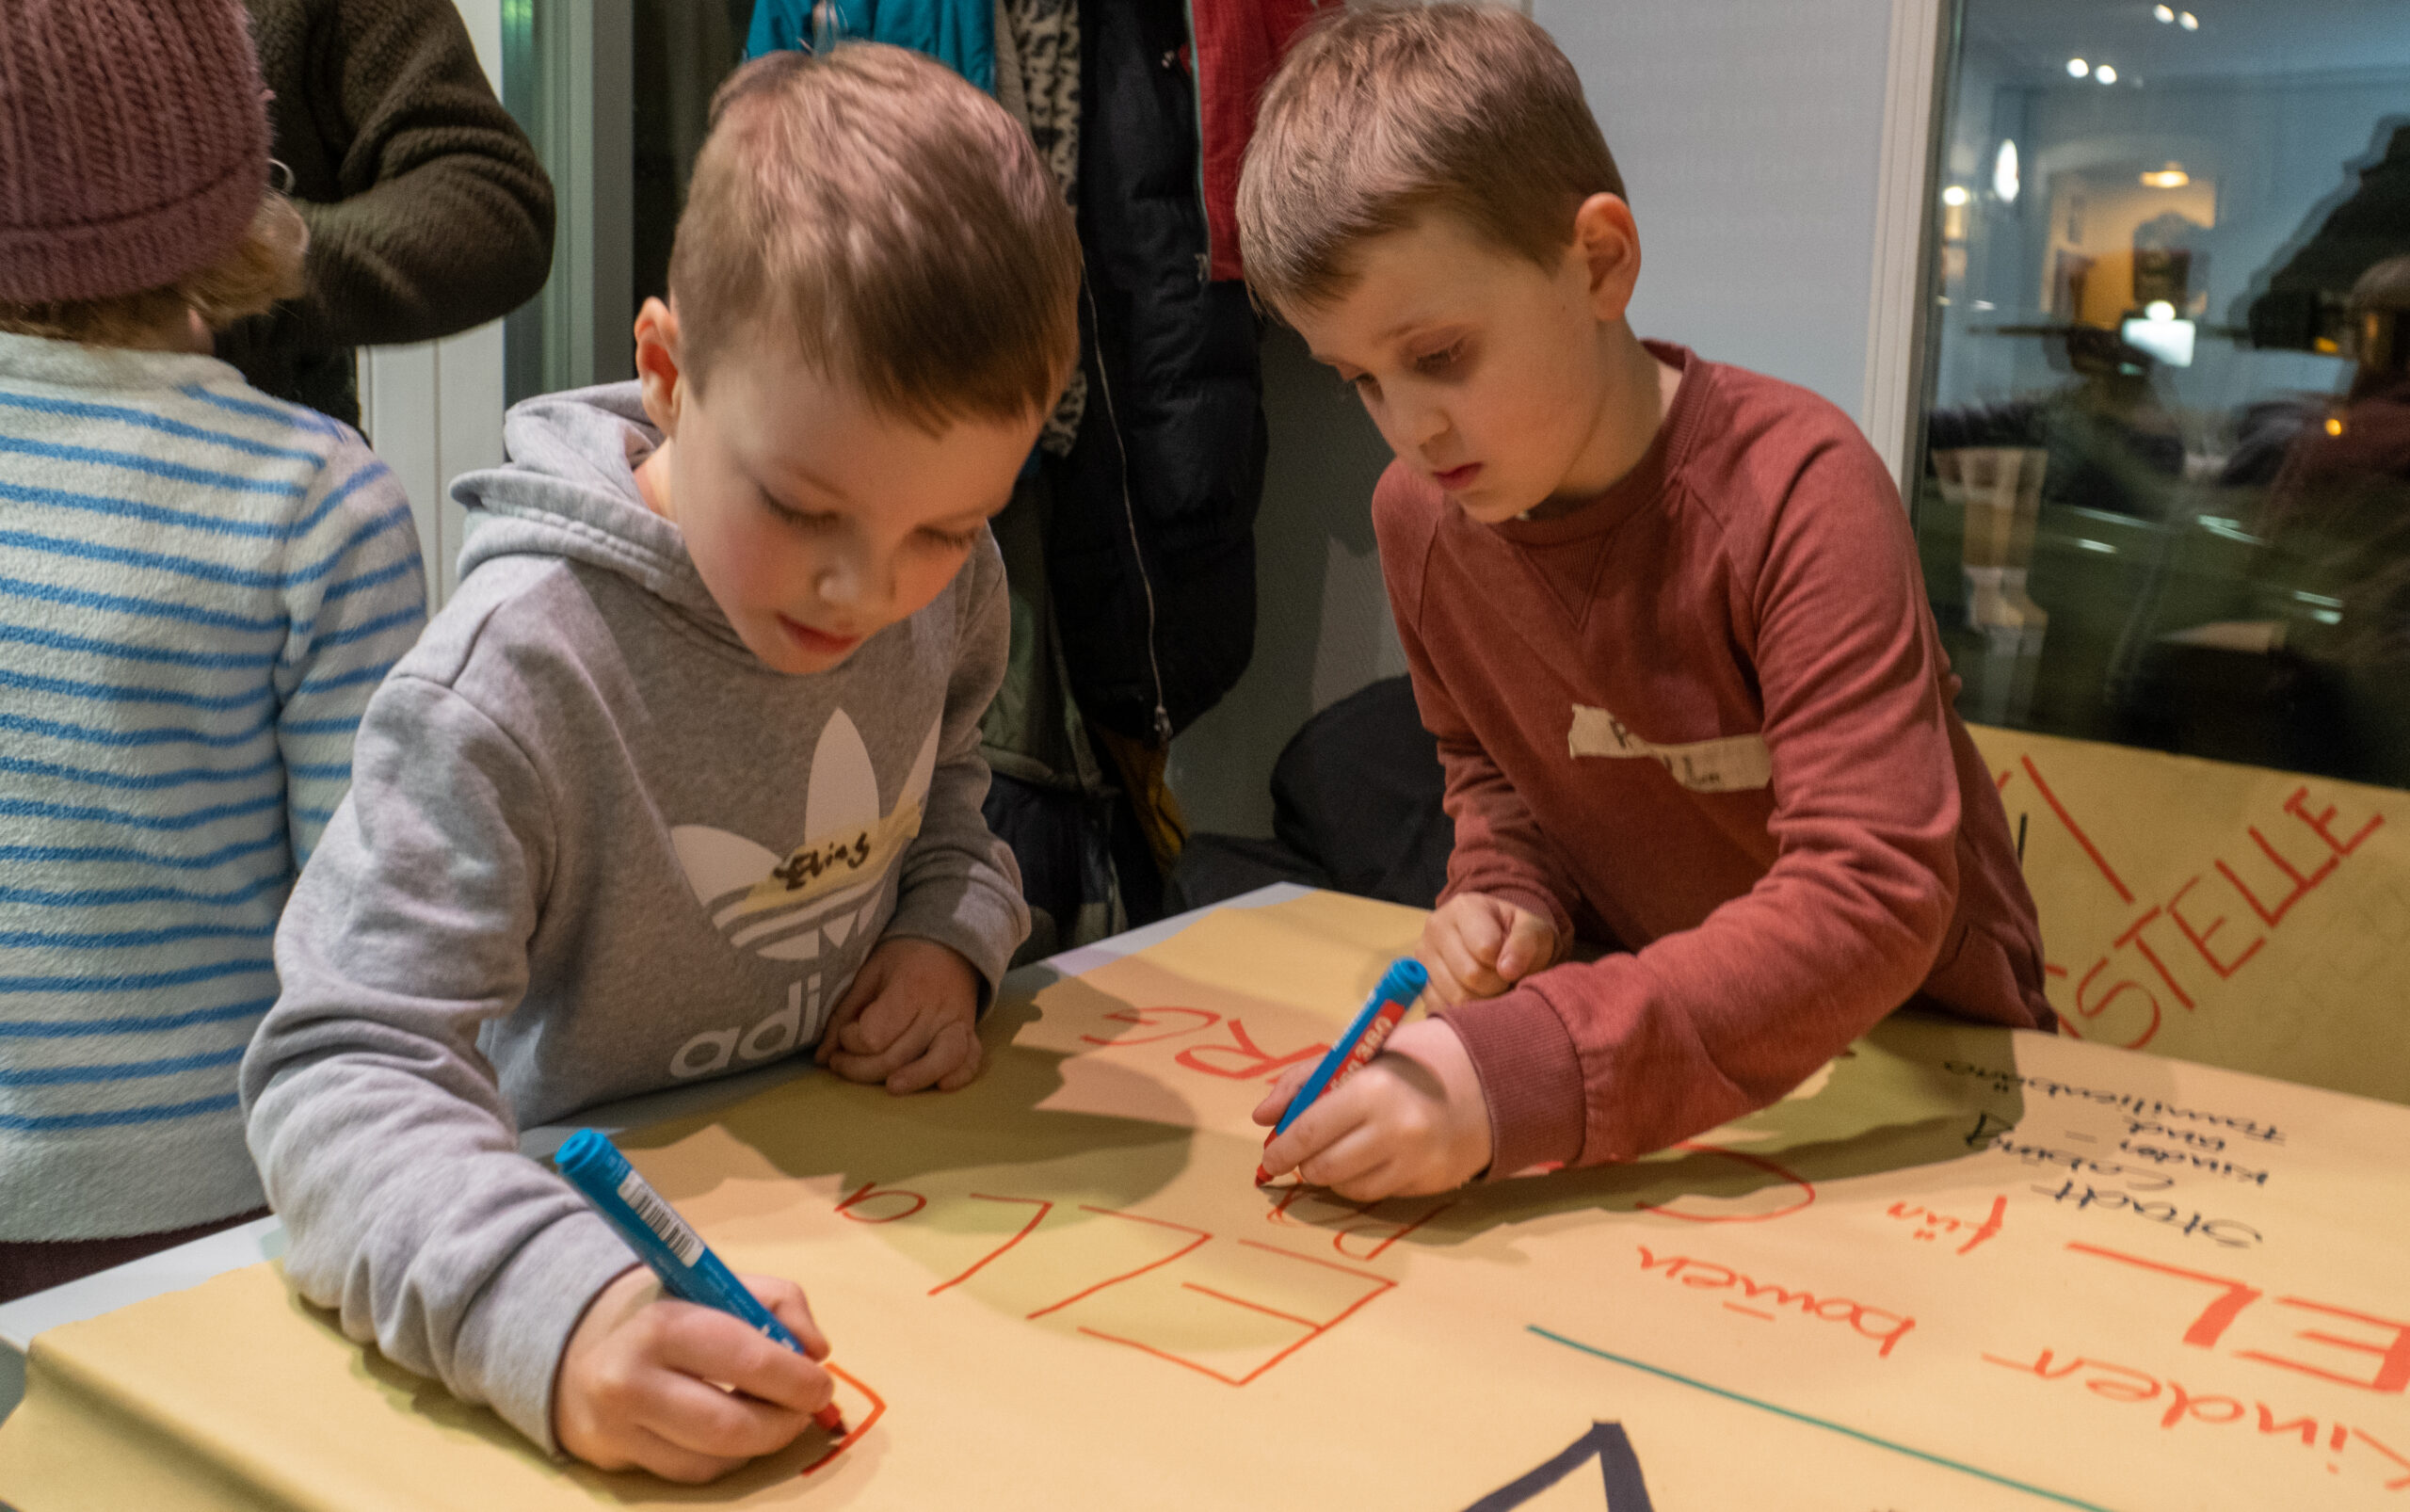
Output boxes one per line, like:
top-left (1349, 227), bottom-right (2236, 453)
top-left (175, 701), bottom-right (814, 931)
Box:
top-left (1375, 343), bottom-right (2053, 1177)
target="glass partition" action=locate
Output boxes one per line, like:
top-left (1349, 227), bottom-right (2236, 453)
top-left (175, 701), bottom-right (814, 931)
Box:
top-left (1919, 0), bottom-right (2410, 789)
top-left (502, 0), bottom-right (758, 403)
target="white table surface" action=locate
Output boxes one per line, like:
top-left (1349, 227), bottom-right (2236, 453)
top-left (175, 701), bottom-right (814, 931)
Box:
top-left (0, 883), bottom-right (1310, 1420)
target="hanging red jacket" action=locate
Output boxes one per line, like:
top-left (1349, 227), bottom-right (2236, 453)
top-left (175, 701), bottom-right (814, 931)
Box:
top-left (1192, 0), bottom-right (1336, 281)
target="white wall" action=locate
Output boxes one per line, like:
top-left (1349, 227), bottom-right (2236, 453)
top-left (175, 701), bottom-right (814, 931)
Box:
top-left (1168, 0), bottom-right (1910, 838)
top-left (1537, 0), bottom-right (1900, 424)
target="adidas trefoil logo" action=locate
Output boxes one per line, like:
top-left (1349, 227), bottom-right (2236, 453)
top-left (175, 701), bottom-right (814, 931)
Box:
top-left (662, 711), bottom-right (939, 1078)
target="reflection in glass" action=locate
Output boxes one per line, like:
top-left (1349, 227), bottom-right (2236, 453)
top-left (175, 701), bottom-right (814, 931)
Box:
top-left (1920, 1), bottom-right (2410, 789)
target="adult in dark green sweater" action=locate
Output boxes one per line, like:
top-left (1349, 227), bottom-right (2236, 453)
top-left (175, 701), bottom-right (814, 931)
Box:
top-left (217, 0), bottom-right (555, 426)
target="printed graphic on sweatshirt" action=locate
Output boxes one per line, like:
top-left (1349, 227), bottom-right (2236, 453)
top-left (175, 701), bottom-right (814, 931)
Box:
top-left (1567, 704), bottom-right (1772, 794)
top-left (664, 711), bottom-right (940, 1077)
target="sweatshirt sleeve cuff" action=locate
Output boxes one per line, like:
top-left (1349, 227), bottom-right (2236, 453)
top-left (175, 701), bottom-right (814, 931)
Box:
top-left (885, 876), bottom-right (1030, 1010)
top-left (447, 1209), bottom-right (638, 1456)
top-left (1435, 987), bottom-right (1586, 1179)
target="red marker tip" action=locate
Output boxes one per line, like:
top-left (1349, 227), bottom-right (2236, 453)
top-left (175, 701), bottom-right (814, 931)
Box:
top-left (813, 1403), bottom-right (847, 1435)
top-left (1253, 1164), bottom-right (1274, 1186)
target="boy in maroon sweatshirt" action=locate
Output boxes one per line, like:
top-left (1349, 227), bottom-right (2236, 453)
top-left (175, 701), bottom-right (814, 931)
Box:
top-left (1236, 4), bottom-right (2053, 1200)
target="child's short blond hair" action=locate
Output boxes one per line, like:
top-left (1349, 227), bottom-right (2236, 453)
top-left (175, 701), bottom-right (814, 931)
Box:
top-left (670, 43), bottom-right (1081, 429)
top-left (0, 194), bottom-right (306, 348)
top-left (1238, 3), bottom-right (1625, 315)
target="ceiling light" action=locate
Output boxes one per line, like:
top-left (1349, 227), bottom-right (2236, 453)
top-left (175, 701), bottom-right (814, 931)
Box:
top-left (2145, 300), bottom-right (2177, 321)
top-left (2154, 3), bottom-right (2174, 19)
top-left (1994, 139), bottom-right (2020, 203)
top-left (1941, 185), bottom-right (1970, 207)
top-left (2067, 57), bottom-right (2090, 77)
top-left (2141, 162), bottom-right (2190, 187)
top-left (2096, 64), bottom-right (2119, 84)
top-left (2179, 10), bottom-right (2198, 28)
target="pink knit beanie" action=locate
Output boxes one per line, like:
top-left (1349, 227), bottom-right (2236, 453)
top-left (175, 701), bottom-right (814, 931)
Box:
top-left (0, 0), bottom-right (270, 305)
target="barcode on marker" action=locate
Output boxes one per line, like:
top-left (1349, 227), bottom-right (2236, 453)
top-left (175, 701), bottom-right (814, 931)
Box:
top-left (618, 1170), bottom-right (704, 1266)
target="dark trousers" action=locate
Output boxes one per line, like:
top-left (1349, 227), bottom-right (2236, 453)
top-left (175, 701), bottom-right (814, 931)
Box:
top-left (0, 1208), bottom-right (268, 1306)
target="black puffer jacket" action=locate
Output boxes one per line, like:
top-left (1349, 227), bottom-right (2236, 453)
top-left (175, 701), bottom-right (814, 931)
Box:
top-left (1047, 0), bottom-right (1266, 745)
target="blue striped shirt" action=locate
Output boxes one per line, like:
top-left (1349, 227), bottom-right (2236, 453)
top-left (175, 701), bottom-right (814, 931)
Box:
top-left (0, 334), bottom-right (426, 1241)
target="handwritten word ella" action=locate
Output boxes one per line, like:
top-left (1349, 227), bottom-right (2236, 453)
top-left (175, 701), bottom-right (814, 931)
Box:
top-left (1634, 1247), bottom-right (1915, 1358)
top-left (829, 1182), bottom-right (1398, 1387)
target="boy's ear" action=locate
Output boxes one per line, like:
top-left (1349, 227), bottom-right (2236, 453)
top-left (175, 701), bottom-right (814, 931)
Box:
top-left (633, 298), bottom-right (686, 437)
top-left (1570, 193), bottom-right (1644, 324)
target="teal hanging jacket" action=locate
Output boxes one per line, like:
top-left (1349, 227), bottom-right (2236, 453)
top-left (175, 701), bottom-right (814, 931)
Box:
top-left (746, 0), bottom-right (995, 94)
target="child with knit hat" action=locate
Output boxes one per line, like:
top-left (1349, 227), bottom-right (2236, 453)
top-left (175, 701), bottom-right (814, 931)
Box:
top-left (0, 0), bottom-right (428, 1299)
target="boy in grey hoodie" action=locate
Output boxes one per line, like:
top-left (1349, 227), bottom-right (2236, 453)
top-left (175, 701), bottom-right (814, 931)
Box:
top-left (241, 46), bottom-right (1079, 1482)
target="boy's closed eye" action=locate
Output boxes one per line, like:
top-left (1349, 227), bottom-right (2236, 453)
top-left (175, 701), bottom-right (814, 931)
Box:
top-left (760, 490), bottom-right (992, 554)
top-left (1336, 366), bottom-right (1381, 399)
top-left (763, 493), bottom-right (842, 533)
top-left (1411, 339), bottom-right (1468, 376)
top-left (1328, 338), bottom-right (1470, 399)
top-left (917, 521), bottom-right (988, 552)
top-left (919, 499), bottom-right (1010, 554)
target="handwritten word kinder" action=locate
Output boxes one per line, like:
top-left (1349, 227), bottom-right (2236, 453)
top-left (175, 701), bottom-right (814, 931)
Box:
top-left (1981, 1346), bottom-right (2410, 1493)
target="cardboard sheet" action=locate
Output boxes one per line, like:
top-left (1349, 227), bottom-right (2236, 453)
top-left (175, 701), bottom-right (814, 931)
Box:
top-left (4, 890), bottom-right (2408, 1509)
top-left (1966, 725), bottom-right (2410, 1102)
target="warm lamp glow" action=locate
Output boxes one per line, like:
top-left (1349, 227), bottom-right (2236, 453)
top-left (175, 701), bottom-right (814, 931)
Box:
top-left (2141, 163), bottom-right (2191, 188)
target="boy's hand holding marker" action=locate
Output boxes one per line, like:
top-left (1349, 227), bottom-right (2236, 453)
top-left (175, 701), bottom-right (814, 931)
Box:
top-left (556, 1266), bottom-right (834, 1483)
top-left (554, 1132), bottom-right (844, 1482)
top-left (1252, 959), bottom-right (1496, 1201)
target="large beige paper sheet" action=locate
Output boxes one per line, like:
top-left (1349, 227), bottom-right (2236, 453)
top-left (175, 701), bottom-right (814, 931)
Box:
top-left (4, 891), bottom-right (2407, 1509)
top-left (1965, 725), bottom-right (2410, 1102)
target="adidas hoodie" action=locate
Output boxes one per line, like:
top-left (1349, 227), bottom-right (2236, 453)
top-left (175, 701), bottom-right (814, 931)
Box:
top-left (240, 384), bottom-right (1028, 1451)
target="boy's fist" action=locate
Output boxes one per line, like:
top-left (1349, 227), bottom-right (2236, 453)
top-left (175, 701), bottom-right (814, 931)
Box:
top-left (554, 1267), bottom-right (834, 1483)
top-left (1251, 1018), bottom-right (1494, 1199)
top-left (816, 936), bottom-right (984, 1092)
top-left (1420, 893), bottom-right (1558, 1005)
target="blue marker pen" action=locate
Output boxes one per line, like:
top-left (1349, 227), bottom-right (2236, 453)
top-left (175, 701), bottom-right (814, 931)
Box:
top-left (1254, 957), bottom-right (1430, 1183)
top-left (555, 1128), bottom-right (845, 1433)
